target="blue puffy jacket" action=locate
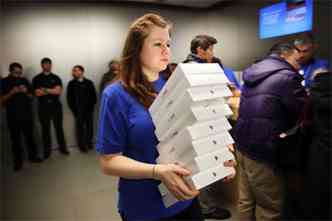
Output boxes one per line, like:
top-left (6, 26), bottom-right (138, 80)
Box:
top-left (235, 54), bottom-right (307, 166)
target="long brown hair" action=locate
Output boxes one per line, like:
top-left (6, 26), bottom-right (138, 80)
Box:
top-left (120, 13), bottom-right (171, 108)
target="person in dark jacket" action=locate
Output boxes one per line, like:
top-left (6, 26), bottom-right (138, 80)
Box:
top-left (99, 59), bottom-right (120, 95)
top-left (235, 43), bottom-right (307, 221)
top-left (33, 58), bottom-right (69, 158)
top-left (67, 65), bottom-right (97, 152)
top-left (301, 71), bottom-right (331, 220)
top-left (1, 63), bottom-right (42, 171)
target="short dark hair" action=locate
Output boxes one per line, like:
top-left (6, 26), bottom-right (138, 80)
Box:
top-left (190, 35), bottom-right (217, 54)
top-left (269, 42), bottom-right (297, 56)
top-left (9, 62), bottom-right (23, 72)
top-left (41, 57), bottom-right (52, 64)
top-left (73, 65), bottom-right (85, 72)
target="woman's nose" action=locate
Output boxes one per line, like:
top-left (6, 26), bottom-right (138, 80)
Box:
top-left (161, 45), bottom-right (170, 54)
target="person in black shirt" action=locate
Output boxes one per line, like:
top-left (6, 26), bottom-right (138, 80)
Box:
top-left (1, 62), bottom-right (42, 171)
top-left (67, 65), bottom-right (97, 152)
top-left (32, 58), bottom-right (69, 159)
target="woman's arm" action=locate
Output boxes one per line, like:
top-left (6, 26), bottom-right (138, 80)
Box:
top-left (99, 153), bottom-right (199, 201)
top-left (99, 154), bottom-right (158, 179)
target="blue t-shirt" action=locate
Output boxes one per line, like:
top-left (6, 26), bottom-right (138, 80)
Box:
top-left (300, 58), bottom-right (329, 88)
top-left (96, 76), bottom-right (193, 221)
top-left (223, 66), bottom-right (241, 90)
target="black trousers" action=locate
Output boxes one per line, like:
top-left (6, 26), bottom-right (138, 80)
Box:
top-left (38, 102), bottom-right (67, 154)
top-left (121, 198), bottom-right (204, 221)
top-left (74, 112), bottom-right (94, 149)
top-left (8, 118), bottom-right (38, 165)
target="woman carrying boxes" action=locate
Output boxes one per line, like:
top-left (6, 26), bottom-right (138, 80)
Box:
top-left (97, 13), bottom-right (205, 221)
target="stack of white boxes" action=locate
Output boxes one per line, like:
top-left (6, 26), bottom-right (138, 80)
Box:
top-left (149, 63), bottom-right (235, 207)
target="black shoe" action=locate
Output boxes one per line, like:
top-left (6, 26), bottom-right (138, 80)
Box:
top-left (79, 146), bottom-right (88, 153)
top-left (59, 148), bottom-right (70, 155)
top-left (44, 151), bottom-right (51, 159)
top-left (29, 157), bottom-right (43, 163)
top-left (203, 207), bottom-right (231, 220)
top-left (87, 143), bottom-right (94, 150)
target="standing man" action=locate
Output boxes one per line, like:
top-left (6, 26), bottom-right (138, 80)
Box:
top-left (293, 32), bottom-right (329, 88)
top-left (99, 59), bottom-right (120, 95)
top-left (33, 58), bottom-right (69, 159)
top-left (183, 34), bottom-right (238, 220)
top-left (1, 62), bottom-right (42, 171)
top-left (235, 43), bottom-right (307, 221)
top-left (184, 34), bottom-right (241, 92)
top-left (67, 65), bottom-right (97, 152)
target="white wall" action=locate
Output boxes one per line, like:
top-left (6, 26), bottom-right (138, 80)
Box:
top-left (2, 3), bottom-right (219, 148)
top-left (2, 1), bottom-right (331, 148)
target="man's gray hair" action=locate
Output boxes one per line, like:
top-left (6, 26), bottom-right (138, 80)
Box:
top-left (293, 32), bottom-right (314, 46)
top-left (269, 42), bottom-right (297, 56)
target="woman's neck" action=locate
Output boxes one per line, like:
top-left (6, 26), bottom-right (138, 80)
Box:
top-left (142, 68), bottom-right (159, 82)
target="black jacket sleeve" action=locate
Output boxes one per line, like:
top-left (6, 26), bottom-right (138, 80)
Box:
top-left (32, 75), bottom-right (39, 90)
top-left (24, 78), bottom-right (33, 95)
top-left (54, 74), bottom-right (63, 88)
top-left (66, 81), bottom-right (77, 114)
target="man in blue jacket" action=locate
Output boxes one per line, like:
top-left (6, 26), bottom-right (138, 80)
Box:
top-left (293, 32), bottom-right (329, 88)
top-left (184, 35), bottom-right (241, 90)
top-left (235, 43), bottom-right (307, 221)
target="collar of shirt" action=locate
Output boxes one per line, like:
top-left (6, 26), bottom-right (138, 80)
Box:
top-left (74, 77), bottom-right (84, 82)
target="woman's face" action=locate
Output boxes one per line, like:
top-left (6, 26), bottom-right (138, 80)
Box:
top-left (140, 26), bottom-right (171, 75)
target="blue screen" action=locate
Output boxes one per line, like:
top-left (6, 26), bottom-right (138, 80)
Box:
top-left (259, 0), bottom-right (313, 39)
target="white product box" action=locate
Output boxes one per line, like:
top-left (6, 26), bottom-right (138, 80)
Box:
top-left (163, 147), bottom-right (235, 175)
top-left (160, 164), bottom-right (235, 207)
top-left (157, 117), bottom-right (231, 155)
top-left (149, 63), bottom-right (229, 119)
top-left (151, 84), bottom-right (232, 128)
top-left (157, 131), bottom-right (234, 165)
top-left (156, 102), bottom-right (233, 142)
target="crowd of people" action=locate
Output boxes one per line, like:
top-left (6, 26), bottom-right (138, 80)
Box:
top-left (1, 12), bottom-right (330, 221)
top-left (0, 57), bottom-right (121, 171)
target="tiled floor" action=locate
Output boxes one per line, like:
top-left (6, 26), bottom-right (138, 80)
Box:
top-left (2, 148), bottom-right (237, 221)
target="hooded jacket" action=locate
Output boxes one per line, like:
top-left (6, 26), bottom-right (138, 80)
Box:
top-left (235, 54), bottom-right (307, 166)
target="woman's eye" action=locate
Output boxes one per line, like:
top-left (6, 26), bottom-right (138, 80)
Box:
top-left (166, 43), bottom-right (171, 48)
top-left (154, 43), bottom-right (162, 47)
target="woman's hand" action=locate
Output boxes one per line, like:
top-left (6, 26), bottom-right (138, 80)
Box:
top-left (221, 144), bottom-right (237, 182)
top-left (227, 144), bottom-right (235, 153)
top-left (222, 154), bottom-right (237, 182)
top-left (154, 164), bottom-right (199, 201)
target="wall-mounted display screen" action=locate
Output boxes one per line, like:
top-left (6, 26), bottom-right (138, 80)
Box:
top-left (259, 0), bottom-right (313, 39)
